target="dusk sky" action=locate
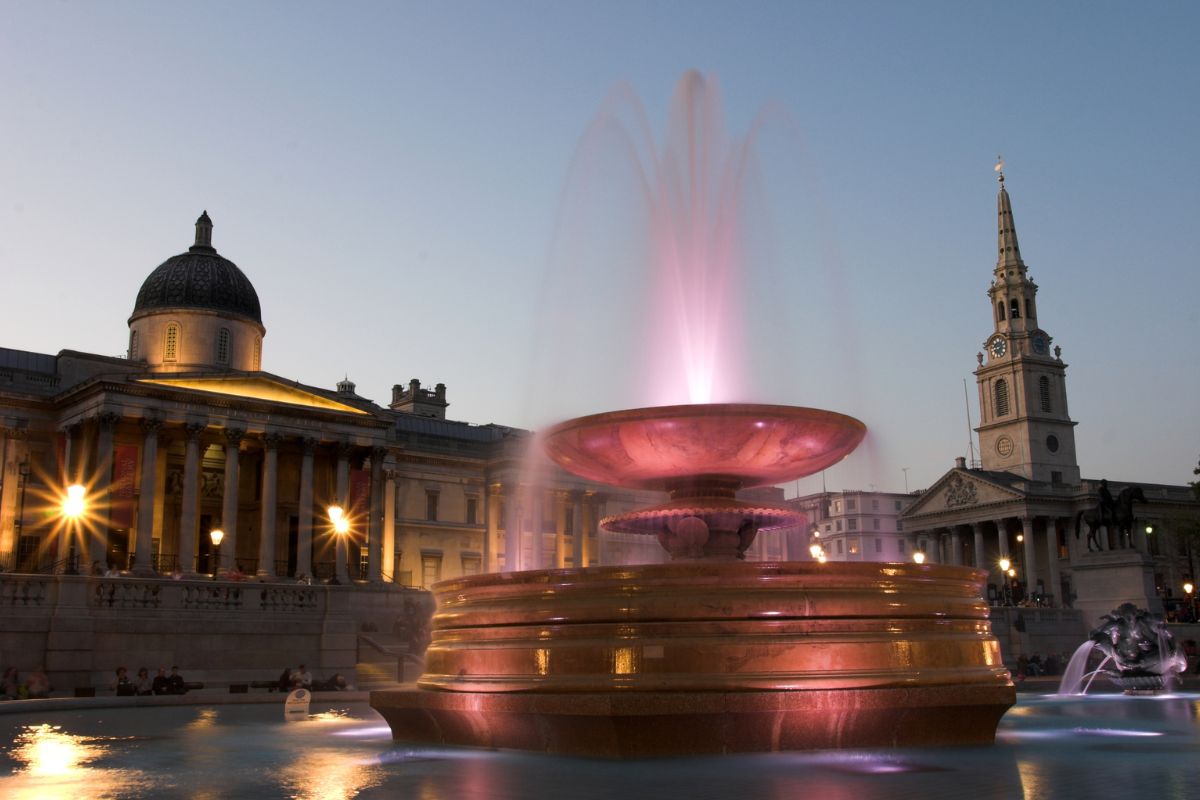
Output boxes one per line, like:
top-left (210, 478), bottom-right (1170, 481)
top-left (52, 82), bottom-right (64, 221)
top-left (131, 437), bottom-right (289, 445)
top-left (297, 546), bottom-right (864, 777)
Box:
top-left (2, 1), bottom-right (1197, 496)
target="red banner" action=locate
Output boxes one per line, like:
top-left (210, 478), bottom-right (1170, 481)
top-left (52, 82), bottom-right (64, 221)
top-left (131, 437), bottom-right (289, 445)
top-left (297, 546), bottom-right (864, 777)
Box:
top-left (111, 444), bottom-right (139, 529)
top-left (349, 469), bottom-right (370, 517)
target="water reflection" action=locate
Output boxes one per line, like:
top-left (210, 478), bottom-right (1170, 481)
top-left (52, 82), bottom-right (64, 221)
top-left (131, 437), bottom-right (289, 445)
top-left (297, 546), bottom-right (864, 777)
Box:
top-left (276, 747), bottom-right (382, 800)
top-left (0, 723), bottom-right (154, 800)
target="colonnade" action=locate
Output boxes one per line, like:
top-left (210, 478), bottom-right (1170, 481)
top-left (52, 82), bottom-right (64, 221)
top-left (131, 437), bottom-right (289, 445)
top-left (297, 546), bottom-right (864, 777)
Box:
top-left (912, 516), bottom-right (1070, 605)
top-left (53, 413), bottom-right (390, 581)
top-left (496, 483), bottom-right (604, 572)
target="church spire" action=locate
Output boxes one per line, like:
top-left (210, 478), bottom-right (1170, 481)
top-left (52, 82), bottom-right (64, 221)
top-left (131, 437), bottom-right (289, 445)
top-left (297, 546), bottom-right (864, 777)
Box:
top-left (995, 158), bottom-right (1023, 271)
top-left (192, 210), bottom-right (214, 253)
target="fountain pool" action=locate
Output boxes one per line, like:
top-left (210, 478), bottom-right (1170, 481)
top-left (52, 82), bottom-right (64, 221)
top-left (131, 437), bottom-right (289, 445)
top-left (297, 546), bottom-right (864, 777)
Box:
top-left (2, 696), bottom-right (1200, 799)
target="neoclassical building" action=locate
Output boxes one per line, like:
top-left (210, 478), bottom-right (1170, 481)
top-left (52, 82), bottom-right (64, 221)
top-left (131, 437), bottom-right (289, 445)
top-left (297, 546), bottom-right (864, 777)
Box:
top-left (901, 172), bottom-right (1198, 624)
top-left (0, 213), bottom-right (657, 588)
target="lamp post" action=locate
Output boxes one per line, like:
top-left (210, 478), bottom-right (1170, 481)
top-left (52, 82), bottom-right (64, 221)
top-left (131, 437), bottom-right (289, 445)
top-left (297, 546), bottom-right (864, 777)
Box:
top-left (1185, 581), bottom-right (1195, 623)
top-left (209, 528), bottom-right (224, 579)
top-left (61, 483), bottom-right (86, 575)
top-left (998, 557), bottom-right (1012, 606)
top-left (328, 506), bottom-right (349, 584)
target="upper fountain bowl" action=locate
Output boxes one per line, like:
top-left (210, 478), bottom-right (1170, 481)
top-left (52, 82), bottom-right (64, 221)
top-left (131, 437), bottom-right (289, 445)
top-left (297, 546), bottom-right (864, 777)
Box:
top-left (542, 403), bottom-right (866, 491)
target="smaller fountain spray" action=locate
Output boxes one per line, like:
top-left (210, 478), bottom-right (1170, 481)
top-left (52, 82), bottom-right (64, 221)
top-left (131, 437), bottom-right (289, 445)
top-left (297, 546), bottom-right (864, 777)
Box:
top-left (1058, 603), bottom-right (1187, 695)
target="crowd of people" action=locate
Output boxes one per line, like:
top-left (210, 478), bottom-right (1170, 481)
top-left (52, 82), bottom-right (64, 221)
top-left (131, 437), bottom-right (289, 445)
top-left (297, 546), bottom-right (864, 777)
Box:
top-left (111, 665), bottom-right (190, 695)
top-left (0, 666), bottom-right (52, 700)
top-left (276, 663), bottom-right (349, 692)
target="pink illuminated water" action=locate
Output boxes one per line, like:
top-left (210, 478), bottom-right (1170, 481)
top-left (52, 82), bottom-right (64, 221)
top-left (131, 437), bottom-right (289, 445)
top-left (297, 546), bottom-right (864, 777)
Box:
top-left (529, 71), bottom-right (806, 423)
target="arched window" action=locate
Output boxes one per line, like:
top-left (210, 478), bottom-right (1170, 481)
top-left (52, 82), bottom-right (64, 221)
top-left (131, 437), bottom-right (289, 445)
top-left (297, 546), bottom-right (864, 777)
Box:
top-left (216, 328), bottom-right (231, 365)
top-left (164, 323), bottom-right (179, 362)
top-left (1009, 298), bottom-right (1021, 319)
top-left (1025, 298), bottom-right (1034, 319)
top-left (995, 378), bottom-right (1010, 417)
top-left (997, 301), bottom-right (1005, 322)
top-left (253, 336), bottom-right (262, 370)
top-left (129, 330), bottom-right (138, 360)
top-left (1039, 376), bottom-right (1052, 412)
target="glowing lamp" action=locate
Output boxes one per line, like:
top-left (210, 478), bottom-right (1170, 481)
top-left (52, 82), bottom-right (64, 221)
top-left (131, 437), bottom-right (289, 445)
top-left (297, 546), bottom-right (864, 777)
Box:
top-left (998, 557), bottom-right (1011, 573)
top-left (912, 552), bottom-right (926, 564)
top-left (1145, 525), bottom-right (1154, 534)
top-left (1015, 533), bottom-right (1024, 542)
top-left (1185, 582), bottom-right (1195, 596)
top-left (328, 505), bottom-right (350, 534)
top-left (209, 528), bottom-right (224, 547)
top-left (62, 484), bottom-right (86, 519)
top-left (809, 543), bottom-right (823, 559)
top-left (1007, 568), bottom-right (1016, 578)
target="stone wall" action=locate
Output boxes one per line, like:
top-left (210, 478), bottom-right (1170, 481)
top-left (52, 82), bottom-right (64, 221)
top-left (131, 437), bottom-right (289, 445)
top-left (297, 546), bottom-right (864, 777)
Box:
top-left (0, 573), bottom-right (430, 692)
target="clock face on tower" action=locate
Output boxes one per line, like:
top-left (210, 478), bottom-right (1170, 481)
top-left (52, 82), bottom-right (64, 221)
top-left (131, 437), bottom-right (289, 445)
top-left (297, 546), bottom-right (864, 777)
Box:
top-left (1033, 336), bottom-right (1047, 355)
top-left (989, 337), bottom-right (1007, 358)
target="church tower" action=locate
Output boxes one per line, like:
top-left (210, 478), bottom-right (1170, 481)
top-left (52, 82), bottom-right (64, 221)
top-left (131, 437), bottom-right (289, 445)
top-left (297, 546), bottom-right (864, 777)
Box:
top-left (974, 165), bottom-right (1080, 485)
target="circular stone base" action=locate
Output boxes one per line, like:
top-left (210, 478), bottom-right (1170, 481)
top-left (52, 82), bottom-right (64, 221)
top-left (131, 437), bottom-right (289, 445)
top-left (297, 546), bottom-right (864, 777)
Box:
top-left (370, 683), bottom-right (1016, 758)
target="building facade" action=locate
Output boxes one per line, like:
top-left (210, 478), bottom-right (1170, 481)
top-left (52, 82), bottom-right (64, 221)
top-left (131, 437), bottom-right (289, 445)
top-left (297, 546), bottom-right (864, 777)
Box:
top-left (791, 490), bottom-right (914, 562)
top-left (0, 213), bottom-right (657, 590)
top-left (901, 172), bottom-right (1199, 625)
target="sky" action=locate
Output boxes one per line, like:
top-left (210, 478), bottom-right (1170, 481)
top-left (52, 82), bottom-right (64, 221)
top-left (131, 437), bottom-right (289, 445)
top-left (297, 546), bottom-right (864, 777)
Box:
top-left (1, 1), bottom-right (1197, 497)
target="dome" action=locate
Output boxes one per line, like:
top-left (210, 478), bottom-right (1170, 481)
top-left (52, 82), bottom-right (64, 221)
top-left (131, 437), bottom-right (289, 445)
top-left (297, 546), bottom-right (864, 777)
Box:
top-left (130, 212), bottom-right (262, 325)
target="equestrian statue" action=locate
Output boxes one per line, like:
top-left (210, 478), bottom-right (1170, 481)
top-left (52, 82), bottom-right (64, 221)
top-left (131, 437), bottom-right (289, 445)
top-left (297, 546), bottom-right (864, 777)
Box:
top-left (1075, 481), bottom-right (1147, 552)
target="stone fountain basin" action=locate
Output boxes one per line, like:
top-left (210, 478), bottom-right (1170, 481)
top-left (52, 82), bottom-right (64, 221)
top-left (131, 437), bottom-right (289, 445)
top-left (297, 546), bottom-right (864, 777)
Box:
top-left (541, 403), bottom-right (867, 491)
top-left (371, 561), bottom-right (1015, 756)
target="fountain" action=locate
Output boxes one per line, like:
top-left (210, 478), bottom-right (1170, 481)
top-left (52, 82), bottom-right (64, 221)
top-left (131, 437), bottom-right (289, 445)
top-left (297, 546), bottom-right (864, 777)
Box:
top-left (1058, 603), bottom-right (1187, 695)
top-left (370, 72), bottom-right (1015, 755)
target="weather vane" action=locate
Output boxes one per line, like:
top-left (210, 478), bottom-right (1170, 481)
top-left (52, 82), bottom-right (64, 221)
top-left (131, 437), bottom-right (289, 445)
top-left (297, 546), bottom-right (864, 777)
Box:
top-left (995, 154), bottom-right (1005, 183)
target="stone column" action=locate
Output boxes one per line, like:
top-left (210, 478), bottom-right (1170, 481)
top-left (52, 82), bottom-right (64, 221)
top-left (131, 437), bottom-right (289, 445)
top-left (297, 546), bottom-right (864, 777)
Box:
top-left (1133, 516), bottom-right (1149, 552)
top-left (383, 469), bottom-right (397, 582)
top-left (256, 433), bottom-right (281, 579)
top-left (60, 423), bottom-right (81, 572)
top-left (995, 519), bottom-right (1009, 558)
top-left (571, 491), bottom-right (585, 569)
top-left (1021, 517), bottom-right (1038, 597)
top-left (92, 412), bottom-right (120, 568)
top-left (1046, 518), bottom-right (1062, 606)
top-left (334, 444), bottom-right (351, 583)
top-left (950, 528), bottom-right (963, 566)
top-left (973, 522), bottom-right (986, 569)
top-left (529, 488), bottom-right (544, 570)
top-left (61, 423), bottom-right (80, 485)
top-left (178, 422), bottom-right (205, 575)
top-left (296, 438), bottom-right (316, 580)
top-left (367, 447), bottom-right (385, 582)
top-left (133, 417), bottom-right (162, 575)
top-left (504, 484), bottom-right (521, 572)
top-left (219, 428), bottom-right (244, 575)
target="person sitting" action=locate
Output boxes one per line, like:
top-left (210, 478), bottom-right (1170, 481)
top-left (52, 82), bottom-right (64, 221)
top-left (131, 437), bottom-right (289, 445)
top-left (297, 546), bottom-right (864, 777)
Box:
top-left (313, 673), bottom-right (348, 691)
top-left (112, 666), bottom-right (135, 696)
top-left (151, 667), bottom-right (171, 695)
top-left (166, 666), bottom-right (187, 695)
top-left (134, 667), bottom-right (153, 696)
top-left (292, 664), bottom-right (312, 690)
top-left (1, 667), bottom-right (20, 700)
top-left (25, 667), bottom-right (51, 699)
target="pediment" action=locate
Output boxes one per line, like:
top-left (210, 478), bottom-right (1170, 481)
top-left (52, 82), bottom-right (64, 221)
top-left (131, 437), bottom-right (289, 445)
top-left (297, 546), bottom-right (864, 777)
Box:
top-left (904, 469), bottom-right (1024, 517)
top-left (138, 375), bottom-right (370, 415)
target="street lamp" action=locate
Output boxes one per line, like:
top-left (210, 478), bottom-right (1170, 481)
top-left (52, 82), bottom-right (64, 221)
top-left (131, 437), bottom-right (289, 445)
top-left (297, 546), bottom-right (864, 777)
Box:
top-left (998, 557), bottom-right (1012, 606)
top-left (61, 483), bottom-right (87, 574)
top-left (328, 506), bottom-right (350, 583)
top-left (913, 551), bottom-right (926, 565)
top-left (1185, 581), bottom-right (1195, 622)
top-left (209, 528), bottom-right (224, 579)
